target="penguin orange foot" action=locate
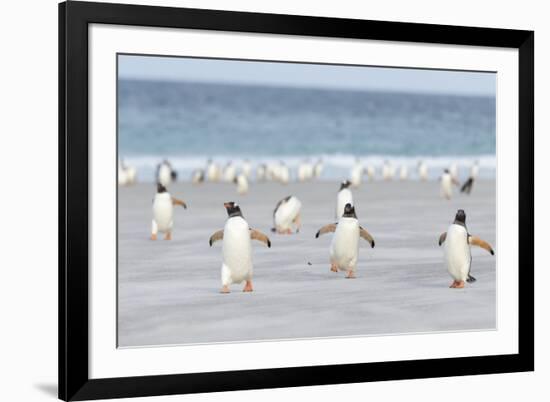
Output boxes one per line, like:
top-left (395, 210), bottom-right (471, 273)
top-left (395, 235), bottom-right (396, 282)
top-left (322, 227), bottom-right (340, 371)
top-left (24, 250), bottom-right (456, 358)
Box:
top-left (345, 271), bottom-right (356, 279)
top-left (330, 264), bottom-right (338, 272)
top-left (151, 234), bottom-right (157, 241)
top-left (243, 280), bottom-right (253, 292)
top-left (164, 232), bottom-right (172, 240)
top-left (220, 285), bottom-right (230, 294)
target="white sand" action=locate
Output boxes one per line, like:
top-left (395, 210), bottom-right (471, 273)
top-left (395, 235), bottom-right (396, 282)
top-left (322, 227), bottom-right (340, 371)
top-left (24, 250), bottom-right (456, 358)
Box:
top-left (118, 180), bottom-right (496, 347)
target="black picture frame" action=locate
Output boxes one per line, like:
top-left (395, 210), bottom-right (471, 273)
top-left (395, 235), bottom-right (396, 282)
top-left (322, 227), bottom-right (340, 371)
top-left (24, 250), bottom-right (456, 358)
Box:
top-left (59, 1), bottom-right (534, 400)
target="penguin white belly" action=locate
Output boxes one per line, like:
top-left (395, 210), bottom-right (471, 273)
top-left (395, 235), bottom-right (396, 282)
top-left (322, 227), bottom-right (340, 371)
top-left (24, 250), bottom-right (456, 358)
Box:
top-left (275, 197), bottom-right (301, 230)
top-left (222, 217), bottom-right (253, 285)
top-left (330, 218), bottom-right (359, 271)
top-left (153, 194), bottom-right (173, 232)
top-left (444, 225), bottom-right (471, 281)
top-left (158, 165), bottom-right (171, 187)
top-left (441, 175), bottom-right (452, 198)
top-left (336, 189), bottom-right (353, 219)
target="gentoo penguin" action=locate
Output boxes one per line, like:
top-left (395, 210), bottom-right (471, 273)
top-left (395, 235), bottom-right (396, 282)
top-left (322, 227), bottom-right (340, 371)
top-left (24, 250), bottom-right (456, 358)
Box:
top-left (365, 165), bottom-right (376, 181)
top-left (272, 195), bottom-right (302, 234)
top-left (438, 209), bottom-right (494, 288)
top-left (256, 164), bottom-right (267, 181)
top-left (118, 160), bottom-right (137, 186)
top-left (336, 180), bottom-right (353, 220)
top-left (461, 161), bottom-right (480, 194)
top-left (350, 160), bottom-right (364, 187)
top-left (314, 159), bottom-right (324, 178)
top-left (151, 183), bottom-right (187, 240)
top-left (242, 159), bottom-right (252, 179)
top-left (399, 165), bottom-right (408, 181)
top-left (118, 161), bottom-right (129, 186)
top-left (449, 162), bottom-right (459, 182)
top-left (418, 160), bottom-right (428, 181)
top-left (223, 162), bottom-right (237, 182)
top-left (315, 203), bottom-right (375, 279)
top-left (278, 162), bottom-right (290, 184)
top-left (382, 160), bottom-right (394, 181)
top-left (440, 169), bottom-right (459, 200)
top-left (298, 160), bottom-right (313, 182)
top-left (209, 202), bottom-right (271, 293)
top-left (156, 160), bottom-right (176, 187)
top-left (206, 159), bottom-right (221, 182)
top-left (470, 160), bottom-right (480, 179)
top-left (234, 173), bottom-right (249, 195)
top-left (191, 169), bottom-right (205, 185)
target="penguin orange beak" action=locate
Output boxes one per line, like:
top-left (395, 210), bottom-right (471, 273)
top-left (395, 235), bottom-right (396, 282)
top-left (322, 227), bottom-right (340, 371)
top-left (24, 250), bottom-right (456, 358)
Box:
top-left (223, 202), bottom-right (233, 209)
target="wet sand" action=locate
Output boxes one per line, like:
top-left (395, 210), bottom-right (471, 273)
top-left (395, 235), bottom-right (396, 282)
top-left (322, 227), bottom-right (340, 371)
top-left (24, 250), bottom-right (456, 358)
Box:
top-left (117, 179), bottom-right (496, 347)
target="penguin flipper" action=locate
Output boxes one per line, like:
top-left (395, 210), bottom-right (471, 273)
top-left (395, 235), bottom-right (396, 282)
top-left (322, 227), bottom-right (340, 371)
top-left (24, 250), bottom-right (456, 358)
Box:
top-left (438, 232), bottom-right (447, 246)
top-left (468, 235), bottom-right (494, 255)
top-left (315, 223), bottom-right (337, 238)
top-left (172, 197), bottom-right (187, 209)
top-left (250, 229), bottom-right (271, 248)
top-left (209, 230), bottom-right (224, 246)
top-left (359, 226), bottom-right (375, 248)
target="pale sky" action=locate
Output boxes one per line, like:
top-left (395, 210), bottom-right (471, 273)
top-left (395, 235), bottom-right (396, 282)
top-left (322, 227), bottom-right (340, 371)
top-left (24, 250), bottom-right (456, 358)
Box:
top-left (118, 54), bottom-right (496, 97)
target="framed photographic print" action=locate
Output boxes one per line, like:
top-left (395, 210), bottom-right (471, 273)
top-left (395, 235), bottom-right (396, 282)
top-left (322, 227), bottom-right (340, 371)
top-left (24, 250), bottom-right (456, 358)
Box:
top-left (59, 1), bottom-right (534, 400)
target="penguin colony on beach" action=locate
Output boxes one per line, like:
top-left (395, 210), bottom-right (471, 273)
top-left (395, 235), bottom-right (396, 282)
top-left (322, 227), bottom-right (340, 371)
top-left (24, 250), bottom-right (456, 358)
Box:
top-left (120, 157), bottom-right (493, 293)
top-left (120, 158), bottom-right (483, 199)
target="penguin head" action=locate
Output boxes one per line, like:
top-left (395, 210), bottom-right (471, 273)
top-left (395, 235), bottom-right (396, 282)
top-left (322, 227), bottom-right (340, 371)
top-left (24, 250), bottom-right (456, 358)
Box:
top-left (157, 183), bottom-right (168, 193)
top-left (339, 180), bottom-right (351, 190)
top-left (224, 202), bottom-right (243, 218)
top-left (454, 209), bottom-right (466, 224)
top-left (444, 168), bottom-right (450, 174)
top-left (342, 203), bottom-right (357, 218)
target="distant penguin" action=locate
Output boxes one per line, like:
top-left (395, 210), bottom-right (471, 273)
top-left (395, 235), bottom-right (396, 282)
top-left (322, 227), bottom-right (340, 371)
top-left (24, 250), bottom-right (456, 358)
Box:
top-left (272, 195), bottom-right (302, 234)
top-left (315, 203), bottom-right (375, 279)
top-left (298, 160), bottom-right (313, 182)
top-left (418, 160), bottom-right (428, 181)
top-left (234, 173), bottom-right (249, 195)
top-left (209, 202), bottom-right (271, 293)
top-left (206, 159), bottom-right (221, 182)
top-left (449, 163), bottom-right (459, 182)
top-left (314, 159), bottom-right (324, 179)
top-left (440, 169), bottom-right (458, 200)
top-left (191, 169), bottom-right (205, 185)
top-left (461, 161), bottom-right (479, 194)
top-left (151, 183), bottom-right (187, 240)
top-left (242, 159), bottom-right (252, 179)
top-left (350, 160), bottom-right (364, 187)
top-left (224, 162), bottom-right (237, 182)
top-left (278, 162), bottom-right (290, 184)
top-left (365, 165), bottom-right (376, 181)
top-left (156, 160), bottom-right (176, 187)
top-left (256, 164), bottom-right (267, 181)
top-left (399, 165), bottom-right (408, 181)
top-left (336, 180), bottom-right (353, 220)
top-left (126, 165), bottom-right (137, 184)
top-left (118, 161), bottom-right (129, 186)
top-left (382, 161), bottom-right (394, 181)
top-left (470, 160), bottom-right (480, 179)
top-left (438, 209), bottom-right (494, 288)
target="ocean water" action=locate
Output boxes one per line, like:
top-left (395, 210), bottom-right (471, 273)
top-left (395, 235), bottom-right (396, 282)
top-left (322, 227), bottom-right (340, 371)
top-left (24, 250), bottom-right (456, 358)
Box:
top-left (118, 79), bottom-right (496, 181)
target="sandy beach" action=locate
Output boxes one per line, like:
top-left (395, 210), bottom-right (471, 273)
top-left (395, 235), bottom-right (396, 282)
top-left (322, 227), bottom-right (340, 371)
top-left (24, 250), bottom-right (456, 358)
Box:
top-left (117, 179), bottom-right (496, 347)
